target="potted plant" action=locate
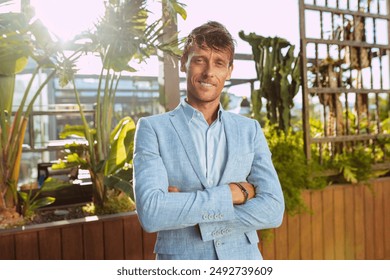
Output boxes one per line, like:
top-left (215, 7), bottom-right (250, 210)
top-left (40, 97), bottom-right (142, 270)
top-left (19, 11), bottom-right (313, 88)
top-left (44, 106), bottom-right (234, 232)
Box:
top-left (0, 1), bottom-right (66, 227)
top-left (1, 0), bottom-right (186, 260)
top-left (52, 0), bottom-right (186, 214)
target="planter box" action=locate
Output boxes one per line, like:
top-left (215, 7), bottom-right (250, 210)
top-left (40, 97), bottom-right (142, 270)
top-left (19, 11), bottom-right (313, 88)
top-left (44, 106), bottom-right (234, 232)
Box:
top-left (259, 177), bottom-right (390, 260)
top-left (0, 211), bottom-right (156, 260)
top-left (2, 177), bottom-right (389, 260)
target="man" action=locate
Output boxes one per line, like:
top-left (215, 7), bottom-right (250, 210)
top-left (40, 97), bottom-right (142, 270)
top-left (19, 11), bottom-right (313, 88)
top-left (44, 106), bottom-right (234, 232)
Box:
top-left (133, 21), bottom-right (284, 260)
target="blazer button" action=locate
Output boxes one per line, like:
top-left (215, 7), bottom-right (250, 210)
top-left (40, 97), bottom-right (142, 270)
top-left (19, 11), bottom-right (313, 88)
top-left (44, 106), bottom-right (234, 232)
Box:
top-left (202, 214), bottom-right (208, 220)
top-left (215, 241), bottom-right (222, 247)
top-left (208, 214), bottom-right (214, 220)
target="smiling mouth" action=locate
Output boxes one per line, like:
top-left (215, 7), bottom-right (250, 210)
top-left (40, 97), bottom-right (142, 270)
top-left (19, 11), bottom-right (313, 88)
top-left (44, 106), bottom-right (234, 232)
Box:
top-left (199, 81), bottom-right (214, 87)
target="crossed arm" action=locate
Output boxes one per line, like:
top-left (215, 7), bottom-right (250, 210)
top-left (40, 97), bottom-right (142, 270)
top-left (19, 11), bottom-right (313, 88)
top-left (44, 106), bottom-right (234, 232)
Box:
top-left (133, 117), bottom-right (284, 236)
top-left (168, 182), bottom-right (255, 205)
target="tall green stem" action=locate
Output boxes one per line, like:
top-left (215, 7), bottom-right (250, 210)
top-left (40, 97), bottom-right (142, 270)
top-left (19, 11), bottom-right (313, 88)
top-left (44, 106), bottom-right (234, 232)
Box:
top-left (71, 79), bottom-right (96, 169)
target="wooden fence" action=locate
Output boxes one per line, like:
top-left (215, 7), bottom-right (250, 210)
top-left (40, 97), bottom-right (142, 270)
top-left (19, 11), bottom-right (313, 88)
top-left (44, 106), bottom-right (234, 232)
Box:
top-left (0, 212), bottom-right (157, 260)
top-left (1, 177), bottom-right (389, 259)
top-left (260, 177), bottom-right (390, 260)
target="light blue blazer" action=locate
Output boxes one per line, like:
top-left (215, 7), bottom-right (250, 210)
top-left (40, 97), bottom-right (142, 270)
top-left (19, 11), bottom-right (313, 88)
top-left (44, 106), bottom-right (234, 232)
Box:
top-left (133, 104), bottom-right (285, 260)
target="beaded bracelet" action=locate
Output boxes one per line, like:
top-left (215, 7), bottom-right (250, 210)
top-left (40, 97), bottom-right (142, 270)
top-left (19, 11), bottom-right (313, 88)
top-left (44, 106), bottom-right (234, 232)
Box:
top-left (232, 182), bottom-right (249, 204)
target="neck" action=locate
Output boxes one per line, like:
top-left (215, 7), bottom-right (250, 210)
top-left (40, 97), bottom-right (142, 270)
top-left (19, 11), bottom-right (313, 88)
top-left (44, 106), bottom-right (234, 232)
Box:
top-left (186, 99), bottom-right (219, 125)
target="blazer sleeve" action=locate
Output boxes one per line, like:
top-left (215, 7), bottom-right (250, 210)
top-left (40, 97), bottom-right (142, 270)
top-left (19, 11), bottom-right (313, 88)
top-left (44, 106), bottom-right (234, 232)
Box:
top-left (133, 117), bottom-right (237, 233)
top-left (198, 120), bottom-right (285, 241)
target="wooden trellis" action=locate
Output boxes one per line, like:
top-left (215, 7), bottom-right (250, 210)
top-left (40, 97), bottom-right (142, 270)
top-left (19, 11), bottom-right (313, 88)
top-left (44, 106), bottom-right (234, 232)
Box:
top-left (299, 0), bottom-right (390, 170)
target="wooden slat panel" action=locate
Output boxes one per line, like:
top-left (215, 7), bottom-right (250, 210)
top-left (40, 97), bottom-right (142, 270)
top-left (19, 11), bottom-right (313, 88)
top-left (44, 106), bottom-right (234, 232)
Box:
top-left (311, 190), bottom-right (323, 259)
top-left (374, 181), bottom-right (385, 259)
top-left (260, 229), bottom-right (275, 260)
top-left (344, 185), bottom-right (355, 259)
top-left (104, 219), bottom-right (124, 259)
top-left (123, 214), bottom-right (144, 260)
top-left (0, 235), bottom-right (15, 259)
top-left (274, 213), bottom-right (288, 259)
top-left (287, 213), bottom-right (300, 259)
top-left (142, 231), bottom-right (157, 260)
top-left (384, 179), bottom-right (390, 260)
top-left (354, 185), bottom-right (366, 259)
top-left (1, 178), bottom-right (388, 261)
top-left (300, 191), bottom-right (312, 260)
top-left (61, 225), bottom-right (84, 259)
top-left (333, 186), bottom-right (345, 259)
top-left (258, 230), bottom-right (264, 255)
top-left (364, 186), bottom-right (375, 259)
top-left (323, 187), bottom-right (335, 259)
top-left (14, 232), bottom-right (39, 259)
top-left (83, 222), bottom-right (104, 259)
top-left (38, 228), bottom-right (62, 259)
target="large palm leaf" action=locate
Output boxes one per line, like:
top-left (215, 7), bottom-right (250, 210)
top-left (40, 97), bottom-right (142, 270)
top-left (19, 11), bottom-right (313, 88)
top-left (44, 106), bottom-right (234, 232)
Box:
top-left (0, 1), bottom-right (61, 209)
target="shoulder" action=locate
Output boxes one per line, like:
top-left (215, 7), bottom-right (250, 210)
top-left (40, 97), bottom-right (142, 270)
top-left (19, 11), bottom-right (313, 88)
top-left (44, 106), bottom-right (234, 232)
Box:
top-left (224, 111), bottom-right (259, 127)
top-left (136, 105), bottom-right (182, 130)
top-left (138, 107), bottom-right (177, 124)
top-left (140, 112), bottom-right (170, 123)
top-left (223, 112), bottom-right (264, 142)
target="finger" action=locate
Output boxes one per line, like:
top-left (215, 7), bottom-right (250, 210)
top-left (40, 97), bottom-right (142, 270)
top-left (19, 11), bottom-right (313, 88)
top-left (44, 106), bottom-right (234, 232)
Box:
top-left (168, 186), bottom-right (180, 192)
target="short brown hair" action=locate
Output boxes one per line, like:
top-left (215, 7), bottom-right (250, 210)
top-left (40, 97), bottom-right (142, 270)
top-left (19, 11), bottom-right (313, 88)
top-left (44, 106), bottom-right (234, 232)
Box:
top-left (181, 21), bottom-right (235, 66)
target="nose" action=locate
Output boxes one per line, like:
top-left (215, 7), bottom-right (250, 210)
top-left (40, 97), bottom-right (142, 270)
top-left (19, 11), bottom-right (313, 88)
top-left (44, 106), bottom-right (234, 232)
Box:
top-left (202, 63), bottom-right (215, 78)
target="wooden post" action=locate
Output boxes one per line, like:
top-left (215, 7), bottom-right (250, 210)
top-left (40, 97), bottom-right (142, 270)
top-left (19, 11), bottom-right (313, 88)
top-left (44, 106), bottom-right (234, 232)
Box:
top-left (158, 0), bottom-right (180, 112)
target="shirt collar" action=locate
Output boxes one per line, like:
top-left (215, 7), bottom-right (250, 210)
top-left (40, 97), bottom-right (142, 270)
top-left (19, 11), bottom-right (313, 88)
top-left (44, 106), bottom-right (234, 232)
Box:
top-left (181, 99), bottom-right (224, 124)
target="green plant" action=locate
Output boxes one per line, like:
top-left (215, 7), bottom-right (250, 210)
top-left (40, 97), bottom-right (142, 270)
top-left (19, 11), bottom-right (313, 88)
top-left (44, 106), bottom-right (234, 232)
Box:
top-left (263, 122), bottom-right (327, 215)
top-left (220, 91), bottom-right (230, 110)
top-left (54, 117), bottom-right (137, 213)
top-left (327, 144), bottom-right (388, 184)
top-left (0, 2), bottom-right (62, 213)
top-left (53, 0), bottom-right (187, 214)
top-left (18, 178), bottom-right (72, 219)
top-left (239, 31), bottom-right (301, 132)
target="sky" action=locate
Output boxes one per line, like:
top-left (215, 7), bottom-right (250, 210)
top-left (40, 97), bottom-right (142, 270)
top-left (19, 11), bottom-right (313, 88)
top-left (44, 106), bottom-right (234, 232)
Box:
top-left (27, 0), bottom-right (300, 51)
top-left (178, 0), bottom-right (300, 52)
top-left (20, 0), bottom-right (301, 96)
top-left (175, 0), bottom-right (300, 95)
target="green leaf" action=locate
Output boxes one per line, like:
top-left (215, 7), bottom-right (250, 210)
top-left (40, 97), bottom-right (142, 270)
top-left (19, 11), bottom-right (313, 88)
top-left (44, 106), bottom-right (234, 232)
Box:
top-left (18, 191), bottom-right (28, 202)
top-left (67, 153), bottom-right (88, 165)
top-left (171, 1), bottom-right (187, 20)
top-left (342, 166), bottom-right (358, 184)
top-left (29, 197), bottom-right (56, 210)
top-left (0, 55), bottom-right (28, 75)
top-left (40, 177), bottom-right (73, 192)
top-left (59, 124), bottom-right (88, 139)
top-left (105, 117), bottom-right (135, 175)
top-left (104, 168), bottom-right (134, 200)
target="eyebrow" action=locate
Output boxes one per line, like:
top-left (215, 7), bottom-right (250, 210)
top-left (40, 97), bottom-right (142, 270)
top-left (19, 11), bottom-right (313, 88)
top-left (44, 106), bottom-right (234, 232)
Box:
top-left (191, 52), bottom-right (229, 63)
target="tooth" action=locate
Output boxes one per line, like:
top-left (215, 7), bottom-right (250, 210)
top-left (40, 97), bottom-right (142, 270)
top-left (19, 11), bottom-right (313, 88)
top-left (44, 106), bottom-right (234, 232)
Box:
top-left (200, 82), bottom-right (212, 87)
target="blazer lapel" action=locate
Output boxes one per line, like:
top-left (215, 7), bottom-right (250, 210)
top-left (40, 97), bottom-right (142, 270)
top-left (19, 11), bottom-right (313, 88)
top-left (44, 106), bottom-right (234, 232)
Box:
top-left (218, 112), bottom-right (239, 185)
top-left (169, 107), bottom-right (209, 188)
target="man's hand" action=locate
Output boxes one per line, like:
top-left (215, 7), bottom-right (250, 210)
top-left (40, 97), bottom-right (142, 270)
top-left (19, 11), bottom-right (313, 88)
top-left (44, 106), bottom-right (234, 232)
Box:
top-left (229, 182), bottom-right (255, 205)
top-left (168, 186), bottom-right (180, 192)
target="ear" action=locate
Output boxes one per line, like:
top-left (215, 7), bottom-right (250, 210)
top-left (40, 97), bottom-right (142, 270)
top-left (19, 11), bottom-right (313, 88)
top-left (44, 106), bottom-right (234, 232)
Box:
top-left (226, 64), bottom-right (234, 80)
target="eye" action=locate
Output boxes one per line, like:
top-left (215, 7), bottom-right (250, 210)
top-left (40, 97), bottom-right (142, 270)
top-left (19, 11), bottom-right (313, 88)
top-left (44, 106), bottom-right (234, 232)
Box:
top-left (215, 60), bottom-right (227, 67)
top-left (194, 57), bottom-right (205, 64)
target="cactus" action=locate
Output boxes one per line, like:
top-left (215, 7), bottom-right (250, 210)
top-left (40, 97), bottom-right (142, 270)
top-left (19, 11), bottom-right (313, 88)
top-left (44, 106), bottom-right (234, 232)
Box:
top-left (239, 31), bottom-right (301, 132)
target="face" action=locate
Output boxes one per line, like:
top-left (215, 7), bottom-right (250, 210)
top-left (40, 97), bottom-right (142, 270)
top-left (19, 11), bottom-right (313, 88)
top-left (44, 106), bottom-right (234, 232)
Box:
top-left (181, 44), bottom-right (233, 108)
